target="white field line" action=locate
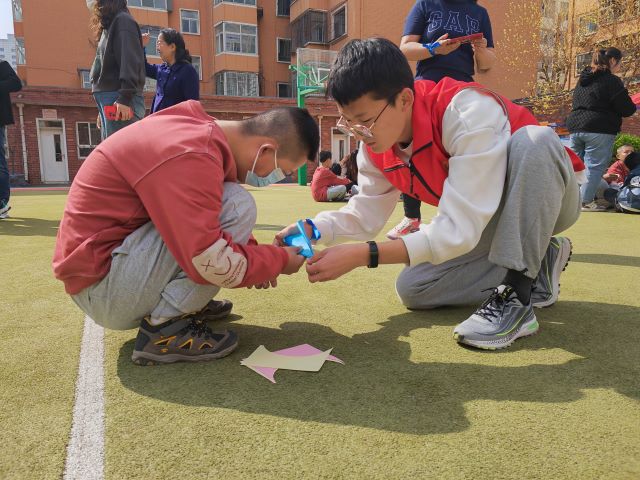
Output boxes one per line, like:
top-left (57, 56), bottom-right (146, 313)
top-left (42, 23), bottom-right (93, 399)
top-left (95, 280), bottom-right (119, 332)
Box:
top-left (63, 316), bottom-right (105, 480)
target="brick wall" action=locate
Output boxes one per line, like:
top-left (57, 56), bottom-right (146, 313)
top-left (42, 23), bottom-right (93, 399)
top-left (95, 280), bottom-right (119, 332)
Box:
top-left (7, 87), bottom-right (341, 186)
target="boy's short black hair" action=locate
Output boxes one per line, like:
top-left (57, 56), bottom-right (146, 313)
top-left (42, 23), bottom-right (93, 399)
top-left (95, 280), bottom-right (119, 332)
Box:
top-left (623, 151), bottom-right (640, 171)
top-left (241, 107), bottom-right (319, 162)
top-left (327, 38), bottom-right (414, 106)
top-left (319, 150), bottom-right (332, 163)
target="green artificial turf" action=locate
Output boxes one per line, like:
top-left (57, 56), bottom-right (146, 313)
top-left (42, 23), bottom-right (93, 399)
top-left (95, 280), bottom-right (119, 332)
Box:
top-left (0, 191), bottom-right (84, 480)
top-left (2, 187), bottom-right (640, 479)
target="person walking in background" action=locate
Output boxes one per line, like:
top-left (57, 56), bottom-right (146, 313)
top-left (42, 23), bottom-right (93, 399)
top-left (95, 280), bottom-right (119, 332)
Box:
top-left (142, 28), bottom-right (200, 114)
top-left (566, 48), bottom-right (636, 212)
top-left (89, 0), bottom-right (146, 140)
top-left (0, 60), bottom-right (22, 219)
top-left (386, 0), bottom-right (496, 239)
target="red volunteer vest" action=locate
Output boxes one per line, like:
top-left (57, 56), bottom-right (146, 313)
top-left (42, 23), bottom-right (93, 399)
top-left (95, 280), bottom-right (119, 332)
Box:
top-left (367, 79), bottom-right (584, 206)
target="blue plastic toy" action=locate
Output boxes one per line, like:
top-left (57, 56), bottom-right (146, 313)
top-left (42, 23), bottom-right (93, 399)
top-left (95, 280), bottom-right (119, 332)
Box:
top-left (283, 219), bottom-right (321, 258)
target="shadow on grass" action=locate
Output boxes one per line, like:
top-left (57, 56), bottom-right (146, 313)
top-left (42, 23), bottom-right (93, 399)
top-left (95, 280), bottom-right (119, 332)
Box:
top-left (117, 301), bottom-right (640, 435)
top-left (0, 217), bottom-right (60, 237)
top-left (571, 253), bottom-right (640, 268)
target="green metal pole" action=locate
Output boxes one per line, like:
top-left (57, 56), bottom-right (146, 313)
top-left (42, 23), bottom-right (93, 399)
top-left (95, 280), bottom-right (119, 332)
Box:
top-left (296, 91), bottom-right (308, 186)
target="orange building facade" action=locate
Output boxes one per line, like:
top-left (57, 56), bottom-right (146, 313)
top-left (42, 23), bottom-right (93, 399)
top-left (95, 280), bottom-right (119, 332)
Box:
top-left (7, 0), bottom-right (545, 186)
top-left (11, 0), bottom-right (539, 99)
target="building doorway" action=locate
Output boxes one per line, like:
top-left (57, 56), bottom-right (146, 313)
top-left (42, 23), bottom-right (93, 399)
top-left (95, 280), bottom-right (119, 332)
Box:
top-left (37, 119), bottom-right (69, 183)
top-left (331, 128), bottom-right (350, 163)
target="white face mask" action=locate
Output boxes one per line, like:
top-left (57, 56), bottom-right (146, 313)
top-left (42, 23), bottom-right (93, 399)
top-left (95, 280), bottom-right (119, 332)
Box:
top-left (245, 146), bottom-right (286, 187)
top-left (86, 0), bottom-right (96, 11)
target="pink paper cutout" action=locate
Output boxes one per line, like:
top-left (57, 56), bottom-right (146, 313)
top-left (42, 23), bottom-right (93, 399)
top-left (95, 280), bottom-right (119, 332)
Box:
top-left (245, 344), bottom-right (343, 383)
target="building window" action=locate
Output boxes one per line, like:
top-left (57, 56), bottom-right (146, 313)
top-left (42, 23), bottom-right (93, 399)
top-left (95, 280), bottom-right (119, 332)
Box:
top-left (291, 10), bottom-right (327, 51)
top-left (214, 0), bottom-right (257, 6)
top-left (79, 70), bottom-right (91, 89)
top-left (277, 38), bottom-right (291, 63)
top-left (575, 52), bottom-right (591, 75)
top-left (276, 0), bottom-right (290, 16)
top-left (192, 56), bottom-right (202, 80)
top-left (277, 82), bottom-right (292, 98)
top-left (181, 10), bottom-right (200, 34)
top-left (331, 5), bottom-right (347, 40)
top-left (12, 0), bottom-right (22, 22)
top-left (215, 22), bottom-right (257, 55)
top-left (578, 14), bottom-right (597, 35)
top-left (16, 37), bottom-right (25, 64)
top-left (140, 26), bottom-right (161, 56)
top-left (216, 71), bottom-right (259, 96)
top-left (128, 0), bottom-right (168, 10)
top-left (76, 122), bottom-right (101, 158)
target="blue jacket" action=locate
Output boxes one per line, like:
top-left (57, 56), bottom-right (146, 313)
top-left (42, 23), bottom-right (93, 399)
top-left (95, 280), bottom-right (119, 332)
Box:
top-left (145, 60), bottom-right (199, 113)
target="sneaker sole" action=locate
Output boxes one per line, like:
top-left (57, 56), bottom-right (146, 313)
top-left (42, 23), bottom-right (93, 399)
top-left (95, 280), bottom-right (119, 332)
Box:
top-left (131, 338), bottom-right (239, 366)
top-left (533, 238), bottom-right (572, 309)
top-left (385, 229), bottom-right (420, 240)
top-left (453, 316), bottom-right (539, 350)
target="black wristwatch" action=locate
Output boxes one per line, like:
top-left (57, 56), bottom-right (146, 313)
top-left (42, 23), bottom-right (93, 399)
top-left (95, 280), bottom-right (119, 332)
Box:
top-left (366, 241), bottom-right (379, 269)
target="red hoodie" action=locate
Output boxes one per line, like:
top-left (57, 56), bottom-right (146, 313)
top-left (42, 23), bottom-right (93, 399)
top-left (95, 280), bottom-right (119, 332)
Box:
top-left (53, 100), bottom-right (287, 294)
top-left (311, 166), bottom-right (351, 201)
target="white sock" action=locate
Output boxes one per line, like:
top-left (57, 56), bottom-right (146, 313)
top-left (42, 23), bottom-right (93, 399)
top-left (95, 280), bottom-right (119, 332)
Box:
top-left (148, 317), bottom-right (170, 326)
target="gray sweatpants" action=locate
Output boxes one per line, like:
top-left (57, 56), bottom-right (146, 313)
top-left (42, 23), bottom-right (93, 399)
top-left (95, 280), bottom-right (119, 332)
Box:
top-left (396, 126), bottom-right (581, 309)
top-left (72, 182), bottom-right (257, 330)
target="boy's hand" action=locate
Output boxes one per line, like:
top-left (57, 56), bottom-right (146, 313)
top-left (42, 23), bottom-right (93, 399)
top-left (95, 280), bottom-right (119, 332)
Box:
top-left (274, 221), bottom-right (314, 247)
top-left (603, 173), bottom-right (619, 183)
top-left (282, 246), bottom-right (305, 274)
top-left (306, 244), bottom-right (368, 283)
top-left (434, 33), bottom-right (461, 56)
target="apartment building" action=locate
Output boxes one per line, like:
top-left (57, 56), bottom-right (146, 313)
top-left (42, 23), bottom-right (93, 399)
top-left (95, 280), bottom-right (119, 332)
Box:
top-left (567, 0), bottom-right (640, 90)
top-left (6, 0), bottom-right (548, 185)
top-left (10, 0), bottom-right (540, 99)
top-left (0, 34), bottom-right (18, 70)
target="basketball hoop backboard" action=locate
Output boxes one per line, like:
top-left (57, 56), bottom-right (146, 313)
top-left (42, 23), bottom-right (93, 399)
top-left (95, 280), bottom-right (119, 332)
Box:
top-left (293, 48), bottom-right (338, 97)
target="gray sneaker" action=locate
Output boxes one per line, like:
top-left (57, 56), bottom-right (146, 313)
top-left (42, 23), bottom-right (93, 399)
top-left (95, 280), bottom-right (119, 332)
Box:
top-left (132, 315), bottom-right (238, 366)
top-left (453, 285), bottom-right (538, 350)
top-left (581, 201), bottom-right (607, 212)
top-left (531, 237), bottom-right (572, 308)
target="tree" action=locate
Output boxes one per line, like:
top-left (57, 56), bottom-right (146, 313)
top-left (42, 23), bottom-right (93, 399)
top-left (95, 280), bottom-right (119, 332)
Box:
top-left (502, 0), bottom-right (640, 116)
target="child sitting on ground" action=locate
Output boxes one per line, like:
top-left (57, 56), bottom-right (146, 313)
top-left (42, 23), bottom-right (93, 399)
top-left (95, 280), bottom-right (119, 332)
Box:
top-left (603, 151), bottom-right (640, 208)
top-left (311, 150), bottom-right (357, 202)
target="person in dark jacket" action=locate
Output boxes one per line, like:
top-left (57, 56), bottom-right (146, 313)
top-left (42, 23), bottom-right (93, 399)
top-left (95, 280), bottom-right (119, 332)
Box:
top-left (566, 47), bottom-right (636, 211)
top-left (142, 28), bottom-right (200, 114)
top-left (0, 60), bottom-right (22, 219)
top-left (89, 0), bottom-right (146, 140)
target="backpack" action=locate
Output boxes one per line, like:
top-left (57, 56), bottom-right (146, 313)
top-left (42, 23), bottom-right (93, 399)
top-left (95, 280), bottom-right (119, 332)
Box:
top-left (616, 174), bottom-right (640, 214)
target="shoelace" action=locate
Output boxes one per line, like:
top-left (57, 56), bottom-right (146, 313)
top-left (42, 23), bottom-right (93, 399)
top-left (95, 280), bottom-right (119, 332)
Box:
top-left (476, 287), bottom-right (515, 323)
top-left (186, 318), bottom-right (214, 340)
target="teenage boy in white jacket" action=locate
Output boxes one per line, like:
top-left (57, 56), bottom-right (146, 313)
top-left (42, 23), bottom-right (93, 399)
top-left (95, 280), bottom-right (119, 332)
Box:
top-left (276, 38), bottom-right (585, 350)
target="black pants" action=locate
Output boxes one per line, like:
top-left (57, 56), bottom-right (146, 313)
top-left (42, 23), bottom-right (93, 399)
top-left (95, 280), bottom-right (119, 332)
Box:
top-left (403, 194), bottom-right (421, 220)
